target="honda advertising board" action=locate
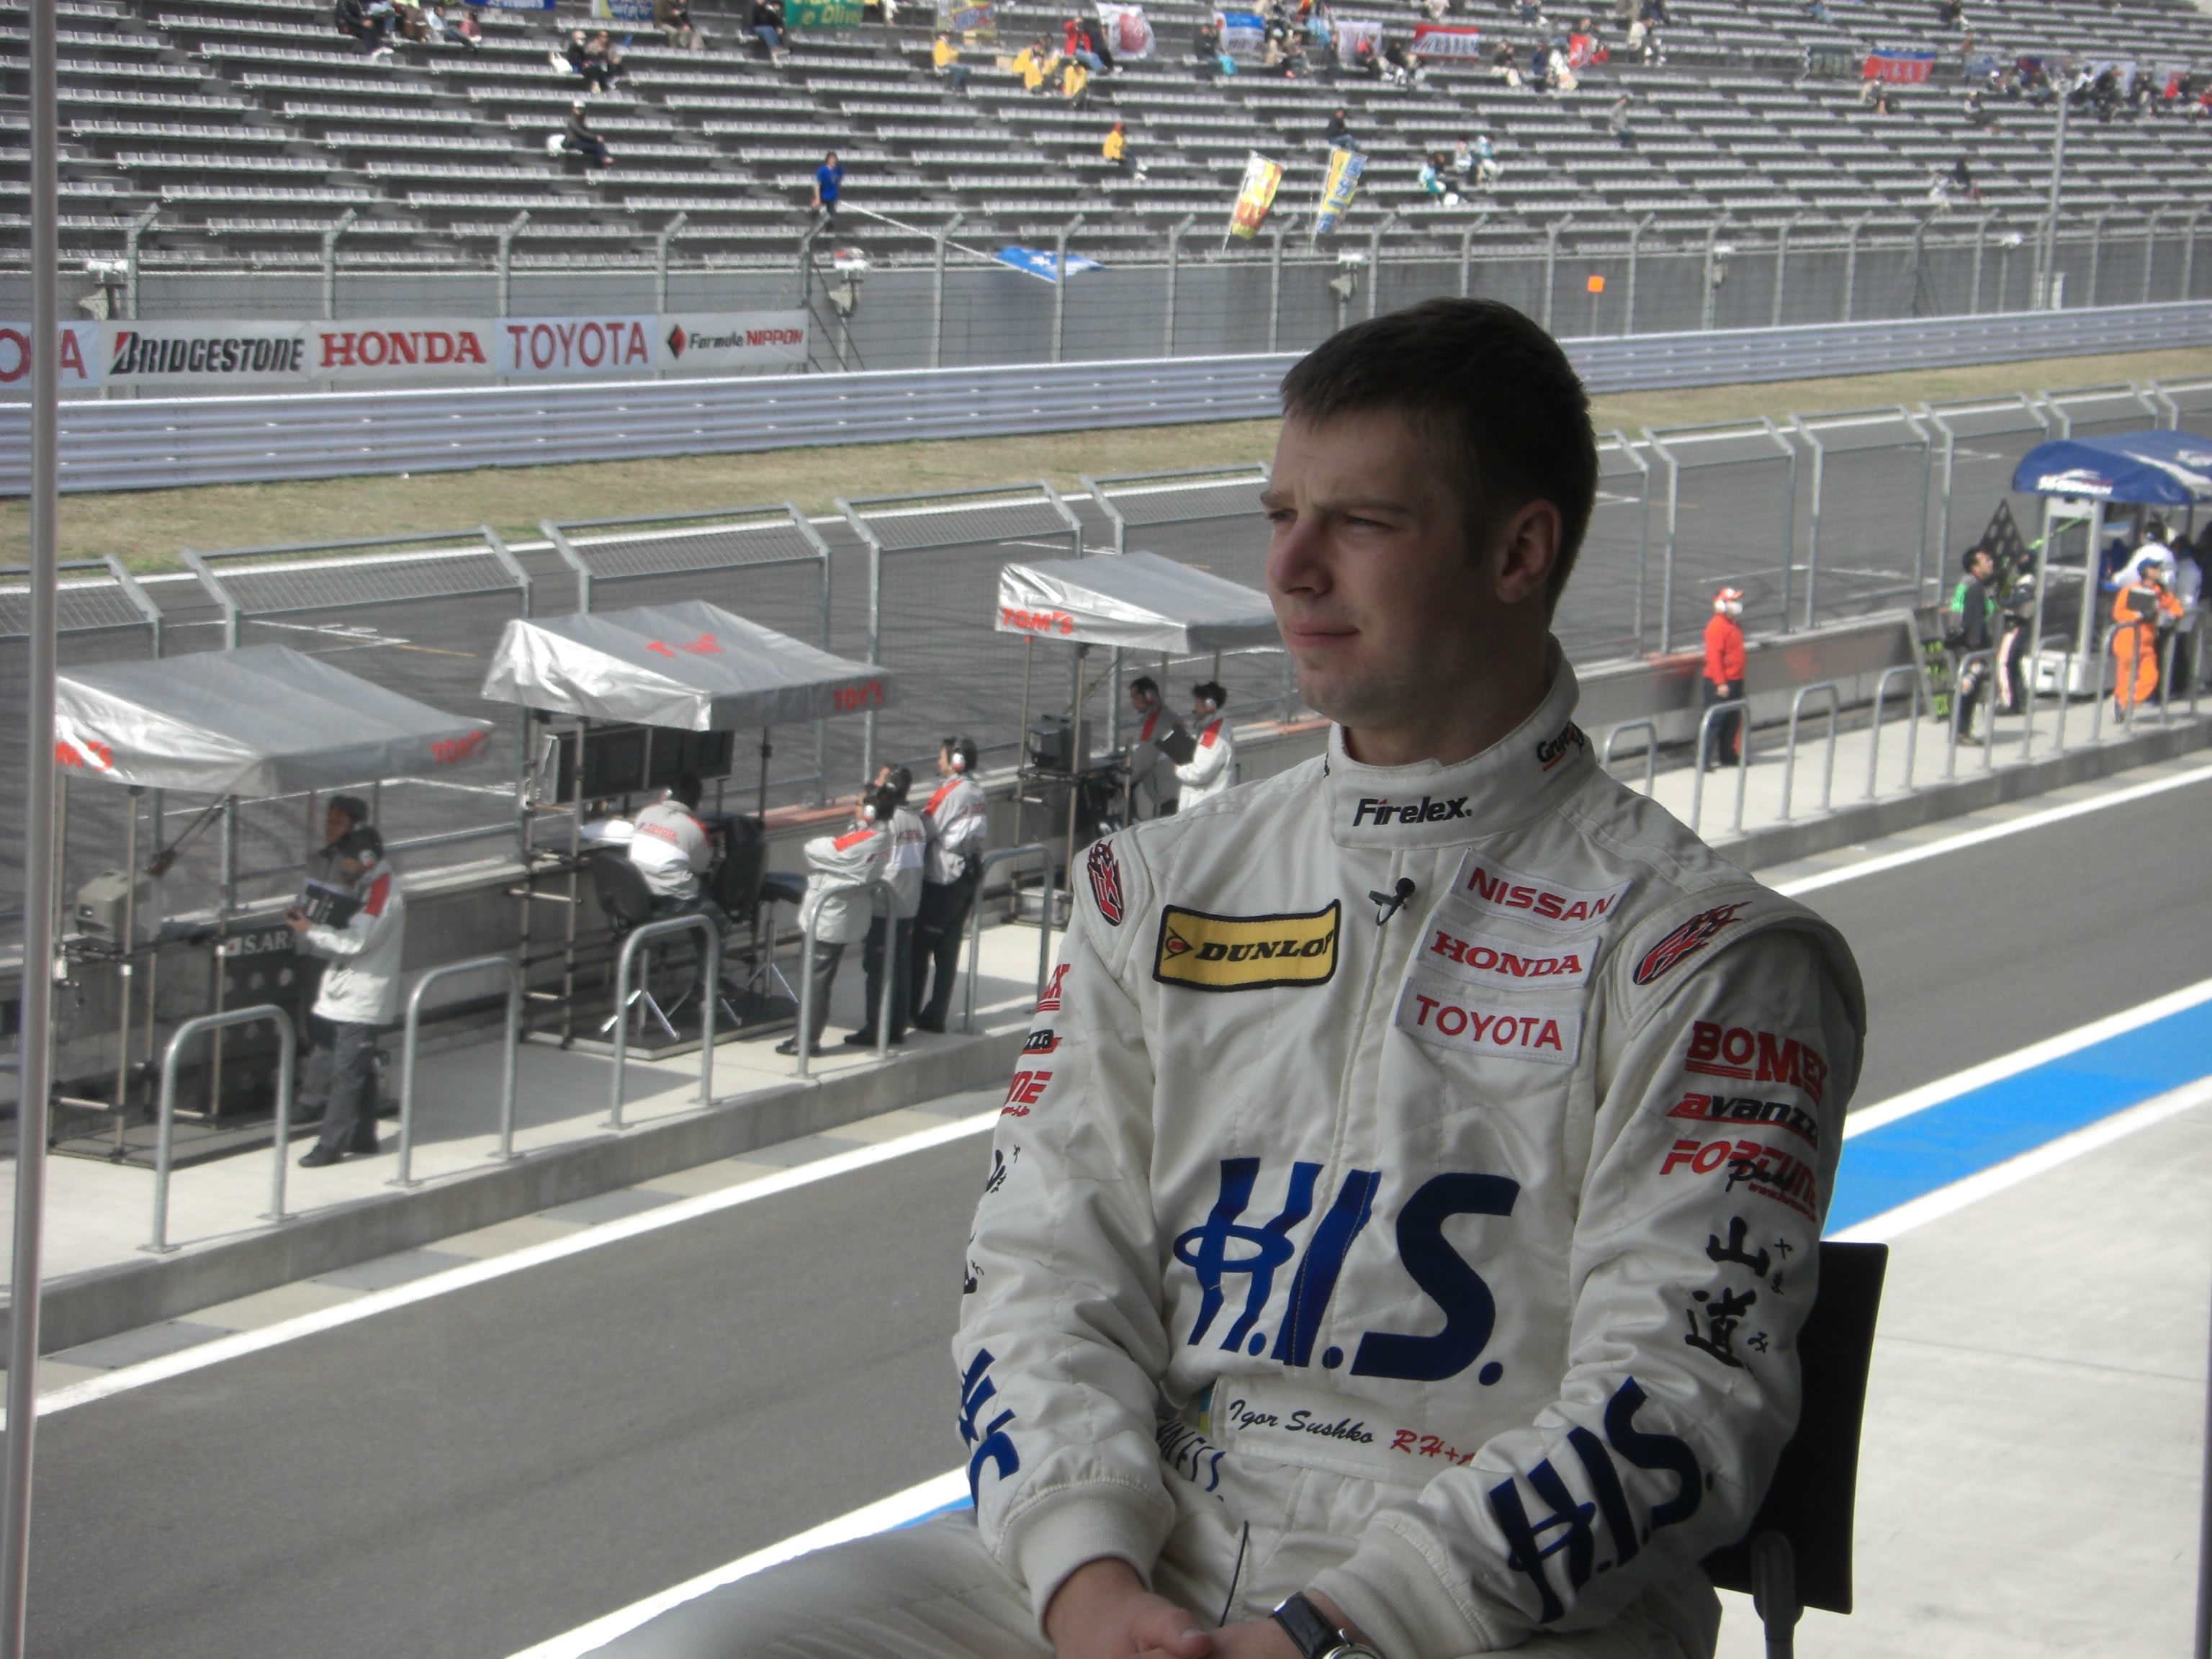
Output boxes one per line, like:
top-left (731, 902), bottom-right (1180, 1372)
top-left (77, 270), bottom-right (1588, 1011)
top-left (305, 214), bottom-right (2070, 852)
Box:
top-left (0, 322), bottom-right (102, 390)
top-left (308, 318), bottom-right (500, 382)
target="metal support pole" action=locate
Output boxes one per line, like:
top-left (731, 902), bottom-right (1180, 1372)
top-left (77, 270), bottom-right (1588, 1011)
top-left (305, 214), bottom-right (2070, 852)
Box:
top-left (1688, 700), bottom-right (1750, 837)
top-left (654, 210), bottom-right (688, 312)
top-left (1052, 212), bottom-right (1084, 364)
top-left (1842, 215), bottom-right (1868, 322)
top-left (2184, 207), bottom-right (2206, 302)
top-left (2074, 499), bottom-right (2106, 678)
top-left (1966, 212), bottom-right (1992, 315)
top-left (607, 916), bottom-right (719, 1128)
top-left (320, 207), bottom-right (356, 321)
top-left (2087, 209), bottom-right (2112, 307)
top-left (1365, 212), bottom-right (1396, 320)
top-left (1542, 213), bottom-right (1569, 331)
top-left (1905, 214), bottom-right (1931, 318)
top-left (930, 213), bottom-right (961, 369)
top-left (2039, 76), bottom-right (2069, 307)
top-left (123, 201), bottom-right (158, 321)
top-left (1700, 217), bottom-right (1724, 331)
top-left (393, 956), bottom-right (521, 1188)
top-left (4, 0), bottom-right (60, 1636)
top-left (961, 845), bottom-right (1055, 1035)
top-left (1779, 682), bottom-right (1839, 819)
top-left (1457, 217), bottom-right (1478, 299)
top-left (1164, 213), bottom-right (1195, 356)
top-left (1865, 663), bottom-right (1921, 798)
top-left (1624, 212), bottom-right (1651, 336)
top-left (147, 1007), bottom-right (297, 1254)
top-left (1269, 221), bottom-right (1288, 349)
top-left (2143, 207), bottom-right (2164, 305)
top-left (496, 210), bottom-right (530, 317)
top-left (1770, 212), bottom-right (1800, 328)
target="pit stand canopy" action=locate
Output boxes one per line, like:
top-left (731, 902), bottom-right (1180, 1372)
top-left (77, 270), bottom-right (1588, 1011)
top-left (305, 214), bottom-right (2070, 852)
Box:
top-left (55, 643), bottom-right (493, 797)
top-left (2012, 430), bottom-right (2212, 505)
top-left (481, 600), bottom-right (892, 729)
top-left (995, 551), bottom-right (1280, 653)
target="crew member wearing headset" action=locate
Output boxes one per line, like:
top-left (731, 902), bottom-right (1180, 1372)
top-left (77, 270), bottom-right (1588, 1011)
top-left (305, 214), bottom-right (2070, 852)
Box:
top-left (286, 825), bottom-right (406, 1167)
top-left (910, 737), bottom-right (989, 1033)
top-left (1701, 586), bottom-right (1745, 768)
top-left (2113, 552), bottom-right (2183, 719)
top-left (777, 783), bottom-right (894, 1058)
top-left (628, 770), bottom-right (731, 1005)
top-left (850, 765), bottom-right (926, 1048)
top-left (1125, 675), bottom-right (1187, 819)
top-left (1170, 680), bottom-right (1236, 806)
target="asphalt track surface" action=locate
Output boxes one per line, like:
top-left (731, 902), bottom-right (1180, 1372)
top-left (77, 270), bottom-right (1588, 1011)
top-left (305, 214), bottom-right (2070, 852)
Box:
top-left (16, 775), bottom-right (2212, 1659)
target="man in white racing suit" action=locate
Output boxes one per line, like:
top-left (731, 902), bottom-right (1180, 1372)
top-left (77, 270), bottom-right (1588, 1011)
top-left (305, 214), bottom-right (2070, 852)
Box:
top-left (912, 737), bottom-right (991, 1033)
top-left (598, 300), bottom-right (1864, 1659)
top-left (775, 784), bottom-right (894, 1058)
top-left (1172, 680), bottom-right (1238, 808)
top-left (851, 765), bottom-right (926, 1047)
top-left (629, 770), bottom-right (732, 1004)
top-left (1128, 675), bottom-right (1189, 819)
top-left (287, 826), bottom-right (408, 1166)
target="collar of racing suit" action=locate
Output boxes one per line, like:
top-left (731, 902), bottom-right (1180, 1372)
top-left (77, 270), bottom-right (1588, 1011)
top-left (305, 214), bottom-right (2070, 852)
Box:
top-left (1323, 640), bottom-right (1591, 850)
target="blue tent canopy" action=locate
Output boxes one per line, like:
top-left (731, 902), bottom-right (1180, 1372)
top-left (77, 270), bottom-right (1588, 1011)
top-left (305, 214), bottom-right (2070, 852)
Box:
top-left (2011, 429), bottom-right (2212, 505)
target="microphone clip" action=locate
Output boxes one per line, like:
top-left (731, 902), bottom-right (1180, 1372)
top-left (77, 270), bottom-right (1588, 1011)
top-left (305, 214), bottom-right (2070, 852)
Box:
top-left (1369, 877), bottom-right (1416, 927)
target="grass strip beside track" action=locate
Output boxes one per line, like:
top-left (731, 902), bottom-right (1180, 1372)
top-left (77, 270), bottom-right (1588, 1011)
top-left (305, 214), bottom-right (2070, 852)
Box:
top-left (11, 343), bottom-right (2212, 571)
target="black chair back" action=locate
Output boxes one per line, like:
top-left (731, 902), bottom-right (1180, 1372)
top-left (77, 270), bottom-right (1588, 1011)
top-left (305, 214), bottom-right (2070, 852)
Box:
top-left (590, 850), bottom-right (662, 932)
top-left (1702, 1238), bottom-right (1889, 1615)
top-left (711, 816), bottom-right (768, 919)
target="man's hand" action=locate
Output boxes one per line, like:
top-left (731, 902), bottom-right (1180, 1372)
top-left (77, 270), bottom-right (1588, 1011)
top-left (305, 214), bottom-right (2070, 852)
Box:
top-left (1209, 1591), bottom-right (1368, 1659)
top-left (282, 907), bottom-right (311, 935)
top-left (1043, 1559), bottom-right (1210, 1659)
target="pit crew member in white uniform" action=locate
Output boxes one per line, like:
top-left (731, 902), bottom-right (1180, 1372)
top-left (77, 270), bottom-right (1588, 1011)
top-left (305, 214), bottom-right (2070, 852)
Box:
top-left (775, 783), bottom-right (894, 1058)
top-left (851, 764), bottom-right (927, 1047)
top-left (286, 826), bottom-right (408, 1168)
top-left (597, 299), bottom-right (1865, 1659)
top-left (1128, 675), bottom-right (1189, 819)
top-left (1172, 680), bottom-right (1237, 808)
top-left (911, 736), bottom-right (991, 1033)
top-left (629, 770), bottom-right (732, 1004)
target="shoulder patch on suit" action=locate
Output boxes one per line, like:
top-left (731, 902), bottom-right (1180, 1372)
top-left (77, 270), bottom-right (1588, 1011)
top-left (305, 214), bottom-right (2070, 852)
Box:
top-left (832, 827), bottom-right (876, 852)
top-left (1631, 901), bottom-right (1750, 985)
top-left (1153, 902), bottom-right (1339, 992)
top-left (361, 873), bottom-right (392, 917)
top-left (1087, 839), bottom-right (1124, 926)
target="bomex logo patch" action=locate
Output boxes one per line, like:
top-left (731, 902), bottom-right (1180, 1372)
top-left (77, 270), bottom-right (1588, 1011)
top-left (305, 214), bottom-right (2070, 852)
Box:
top-left (1154, 902), bottom-right (1339, 992)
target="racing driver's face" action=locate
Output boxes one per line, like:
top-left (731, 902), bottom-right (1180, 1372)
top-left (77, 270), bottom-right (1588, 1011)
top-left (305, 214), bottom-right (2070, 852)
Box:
top-left (1264, 406), bottom-right (1557, 768)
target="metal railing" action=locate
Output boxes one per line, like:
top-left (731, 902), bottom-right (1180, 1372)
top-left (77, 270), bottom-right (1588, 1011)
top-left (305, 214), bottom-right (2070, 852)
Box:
top-left (393, 955), bottom-right (521, 1189)
top-left (1600, 719), bottom-right (1659, 797)
top-left (793, 878), bottom-right (897, 1079)
top-left (1865, 665), bottom-right (1923, 799)
top-left (1779, 682), bottom-right (1840, 822)
top-left (1689, 699), bottom-right (1751, 837)
top-left (147, 1004), bottom-right (295, 1255)
top-left (962, 843), bottom-right (1057, 1038)
top-left (608, 914), bottom-right (720, 1128)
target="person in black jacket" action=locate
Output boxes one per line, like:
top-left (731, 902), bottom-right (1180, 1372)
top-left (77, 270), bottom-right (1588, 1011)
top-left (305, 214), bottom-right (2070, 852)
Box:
top-left (1946, 545), bottom-right (1999, 743)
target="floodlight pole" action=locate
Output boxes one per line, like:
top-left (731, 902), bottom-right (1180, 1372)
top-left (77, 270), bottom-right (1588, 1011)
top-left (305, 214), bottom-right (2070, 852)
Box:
top-left (2, 0), bottom-right (61, 1650)
top-left (2038, 73), bottom-right (2069, 308)
top-left (1163, 213), bottom-right (1196, 357)
top-left (1966, 211), bottom-right (1994, 315)
top-left (1624, 212), bottom-right (1652, 336)
top-left (1365, 212), bottom-right (1396, 320)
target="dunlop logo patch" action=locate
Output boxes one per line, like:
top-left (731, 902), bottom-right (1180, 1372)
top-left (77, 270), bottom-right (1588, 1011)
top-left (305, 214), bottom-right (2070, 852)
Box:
top-left (1153, 902), bottom-right (1340, 992)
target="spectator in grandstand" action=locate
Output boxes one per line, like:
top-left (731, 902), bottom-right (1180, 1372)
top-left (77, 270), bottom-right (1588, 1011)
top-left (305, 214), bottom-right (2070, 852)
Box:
top-left (1064, 16), bottom-right (1105, 71)
top-left (1936, 0), bottom-right (1963, 27)
top-left (1382, 35), bottom-right (1421, 84)
top-left (1417, 150), bottom-right (1458, 202)
top-left (2090, 64), bottom-right (2122, 120)
top-left (1964, 87), bottom-right (1997, 127)
top-left (1607, 90), bottom-right (1634, 142)
top-left (1702, 588), bottom-right (1747, 767)
top-left (1491, 35), bottom-right (1524, 82)
top-left (1471, 130), bottom-right (1501, 186)
top-left (1171, 682), bottom-right (1236, 806)
top-left (849, 766), bottom-right (924, 1050)
top-left (934, 31), bottom-right (971, 91)
top-left (1946, 546), bottom-right (1999, 744)
top-left (1103, 118), bottom-right (1134, 176)
top-left (1949, 155), bottom-right (1979, 200)
top-left (1060, 52), bottom-right (1091, 104)
top-left (451, 4), bottom-right (478, 46)
top-left (812, 150), bottom-right (842, 222)
top-left (656, 0), bottom-right (703, 49)
top-left (287, 826), bottom-right (405, 1168)
top-left (565, 101), bottom-right (613, 168)
top-left (750, 0), bottom-right (785, 57)
top-left (334, 0), bottom-right (387, 52)
top-left (776, 783), bottom-right (895, 1058)
top-left (583, 30), bottom-right (624, 89)
top-left (1192, 14), bottom-right (1222, 76)
top-left (909, 737), bottom-right (988, 1033)
top-left (1012, 35), bottom-right (1053, 91)
top-left (1324, 104), bottom-right (1355, 145)
top-left (1079, 17), bottom-right (1118, 72)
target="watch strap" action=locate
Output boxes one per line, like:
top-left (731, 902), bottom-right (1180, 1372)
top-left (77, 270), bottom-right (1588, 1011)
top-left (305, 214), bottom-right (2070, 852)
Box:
top-left (1271, 1592), bottom-right (1341, 1659)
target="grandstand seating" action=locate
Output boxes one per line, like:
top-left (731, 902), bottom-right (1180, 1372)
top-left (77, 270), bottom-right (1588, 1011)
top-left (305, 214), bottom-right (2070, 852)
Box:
top-left (1, 0), bottom-right (2209, 275)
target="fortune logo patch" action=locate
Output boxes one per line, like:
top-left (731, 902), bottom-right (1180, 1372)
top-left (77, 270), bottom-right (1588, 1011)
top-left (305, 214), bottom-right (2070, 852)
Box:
top-left (1153, 902), bottom-right (1340, 992)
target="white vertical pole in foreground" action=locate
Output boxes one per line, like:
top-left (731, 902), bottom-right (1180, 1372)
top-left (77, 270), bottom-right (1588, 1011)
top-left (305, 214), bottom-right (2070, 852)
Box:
top-left (2, 0), bottom-right (61, 1645)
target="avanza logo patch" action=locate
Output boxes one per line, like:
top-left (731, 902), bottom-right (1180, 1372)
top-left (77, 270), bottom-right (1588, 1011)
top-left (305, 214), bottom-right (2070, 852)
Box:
top-left (1424, 921), bottom-right (1599, 991)
top-left (1667, 1091), bottom-right (1820, 1149)
top-left (1682, 1021), bottom-right (1830, 1105)
top-left (1153, 902), bottom-right (1339, 992)
top-left (1450, 854), bottom-right (1629, 932)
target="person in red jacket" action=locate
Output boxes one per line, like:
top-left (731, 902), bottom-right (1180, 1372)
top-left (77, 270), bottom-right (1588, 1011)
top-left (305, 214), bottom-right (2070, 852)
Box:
top-left (1702, 585), bottom-right (1746, 768)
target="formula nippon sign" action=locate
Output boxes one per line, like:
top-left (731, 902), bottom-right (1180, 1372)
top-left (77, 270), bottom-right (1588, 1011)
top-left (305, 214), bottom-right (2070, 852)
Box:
top-left (657, 311), bottom-right (810, 372)
top-left (496, 315), bottom-right (656, 377)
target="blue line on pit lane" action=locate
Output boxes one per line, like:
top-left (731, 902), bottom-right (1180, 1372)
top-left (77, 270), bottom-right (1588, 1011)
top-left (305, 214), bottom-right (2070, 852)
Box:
top-left (1825, 1001), bottom-right (2212, 1236)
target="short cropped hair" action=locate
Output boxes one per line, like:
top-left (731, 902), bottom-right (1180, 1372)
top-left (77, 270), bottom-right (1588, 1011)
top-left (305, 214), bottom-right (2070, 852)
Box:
top-left (1278, 297), bottom-right (1597, 616)
top-left (670, 770), bottom-right (704, 808)
top-left (1130, 675), bottom-right (1159, 698)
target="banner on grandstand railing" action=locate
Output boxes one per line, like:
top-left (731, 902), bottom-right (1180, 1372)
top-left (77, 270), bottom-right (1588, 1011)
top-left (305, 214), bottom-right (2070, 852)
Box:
top-left (0, 322), bottom-right (102, 390)
top-left (1312, 145), bottom-right (1364, 240)
top-left (1803, 41), bottom-right (1856, 76)
top-left (937, 0), bottom-right (994, 35)
top-left (787, 0), bottom-right (864, 24)
top-left (1409, 22), bottom-right (1481, 57)
top-left (1227, 151), bottom-right (1284, 240)
top-left (659, 311), bottom-right (811, 370)
top-left (1213, 9), bottom-right (1264, 55)
top-left (994, 247), bottom-right (1106, 282)
top-left (1862, 45), bottom-right (1935, 82)
top-left (1329, 17), bottom-right (1381, 59)
top-left (1094, 1), bottom-right (1154, 59)
top-left (102, 320), bottom-right (314, 388)
top-left (592, 0), bottom-right (655, 20)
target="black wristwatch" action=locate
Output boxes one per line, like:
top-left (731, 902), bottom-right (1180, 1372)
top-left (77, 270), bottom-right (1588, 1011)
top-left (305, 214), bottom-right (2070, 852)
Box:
top-left (1271, 1592), bottom-right (1382, 1659)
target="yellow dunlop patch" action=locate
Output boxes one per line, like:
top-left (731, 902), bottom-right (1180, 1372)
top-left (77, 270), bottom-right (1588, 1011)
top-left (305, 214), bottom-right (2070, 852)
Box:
top-left (1152, 902), bottom-right (1340, 992)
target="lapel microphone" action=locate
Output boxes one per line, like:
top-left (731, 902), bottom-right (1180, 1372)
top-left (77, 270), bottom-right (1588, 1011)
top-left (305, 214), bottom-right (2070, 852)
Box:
top-left (1369, 877), bottom-right (1416, 927)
